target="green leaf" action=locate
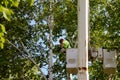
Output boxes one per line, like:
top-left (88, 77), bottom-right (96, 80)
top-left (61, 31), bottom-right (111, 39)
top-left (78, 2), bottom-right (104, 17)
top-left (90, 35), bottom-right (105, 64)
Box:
top-left (29, 0), bottom-right (34, 6)
top-left (12, 0), bottom-right (19, 7)
top-left (0, 24), bottom-right (6, 33)
top-left (1, 37), bottom-right (5, 43)
top-left (0, 4), bottom-right (14, 21)
top-left (0, 43), bottom-right (4, 49)
top-left (4, 0), bottom-right (9, 7)
top-left (3, 8), bottom-right (13, 21)
top-left (0, 33), bottom-right (4, 37)
top-left (0, 5), bottom-right (5, 12)
top-left (0, 24), bottom-right (5, 49)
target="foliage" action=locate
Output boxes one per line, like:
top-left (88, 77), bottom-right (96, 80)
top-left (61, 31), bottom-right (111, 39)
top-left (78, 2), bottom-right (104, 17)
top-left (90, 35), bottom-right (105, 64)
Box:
top-left (0, 0), bottom-right (34, 49)
top-left (89, 61), bottom-right (108, 80)
top-left (0, 0), bottom-right (41, 79)
top-left (0, 0), bottom-right (19, 49)
top-left (90, 0), bottom-right (120, 50)
top-left (0, 24), bottom-right (5, 48)
top-left (89, 0), bottom-right (120, 80)
top-left (0, 0), bottom-right (120, 80)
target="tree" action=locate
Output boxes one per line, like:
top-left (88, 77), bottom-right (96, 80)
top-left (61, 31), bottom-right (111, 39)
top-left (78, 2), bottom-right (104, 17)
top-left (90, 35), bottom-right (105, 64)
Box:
top-left (0, 0), bottom-right (42, 79)
top-left (89, 0), bottom-right (120, 80)
top-left (0, 0), bottom-right (19, 49)
top-left (0, 0), bottom-right (120, 80)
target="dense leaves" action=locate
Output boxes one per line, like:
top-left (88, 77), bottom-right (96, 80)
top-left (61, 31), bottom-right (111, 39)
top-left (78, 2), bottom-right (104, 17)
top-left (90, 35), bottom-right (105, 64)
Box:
top-left (0, 0), bottom-right (120, 80)
top-left (89, 0), bottom-right (120, 80)
top-left (0, 0), bottom-right (19, 49)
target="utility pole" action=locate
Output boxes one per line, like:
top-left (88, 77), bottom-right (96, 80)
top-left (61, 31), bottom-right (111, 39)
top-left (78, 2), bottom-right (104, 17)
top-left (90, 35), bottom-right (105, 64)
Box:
top-left (49, 0), bottom-right (54, 80)
top-left (77, 0), bottom-right (89, 80)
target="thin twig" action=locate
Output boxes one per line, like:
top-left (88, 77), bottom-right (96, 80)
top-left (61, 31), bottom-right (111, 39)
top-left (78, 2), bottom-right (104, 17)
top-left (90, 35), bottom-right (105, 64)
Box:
top-left (6, 39), bottom-right (47, 80)
top-left (20, 41), bottom-right (47, 80)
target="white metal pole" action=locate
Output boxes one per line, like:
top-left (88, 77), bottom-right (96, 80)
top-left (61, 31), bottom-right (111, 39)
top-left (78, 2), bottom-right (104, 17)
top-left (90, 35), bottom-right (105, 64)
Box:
top-left (77, 0), bottom-right (89, 80)
top-left (49, 0), bottom-right (54, 80)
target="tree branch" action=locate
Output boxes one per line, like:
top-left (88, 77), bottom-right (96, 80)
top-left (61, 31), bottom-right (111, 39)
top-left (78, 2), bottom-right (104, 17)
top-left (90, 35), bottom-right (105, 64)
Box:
top-left (6, 39), bottom-right (47, 80)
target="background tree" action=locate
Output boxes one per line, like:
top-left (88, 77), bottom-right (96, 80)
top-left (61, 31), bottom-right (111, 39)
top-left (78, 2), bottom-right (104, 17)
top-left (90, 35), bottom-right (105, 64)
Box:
top-left (0, 0), bottom-right (19, 48)
top-left (0, 0), bottom-right (120, 80)
top-left (89, 0), bottom-right (120, 80)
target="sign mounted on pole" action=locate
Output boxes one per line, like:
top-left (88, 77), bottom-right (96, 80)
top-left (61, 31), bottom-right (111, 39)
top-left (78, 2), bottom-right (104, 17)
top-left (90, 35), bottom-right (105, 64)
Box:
top-left (103, 49), bottom-right (117, 74)
top-left (66, 48), bottom-right (78, 74)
